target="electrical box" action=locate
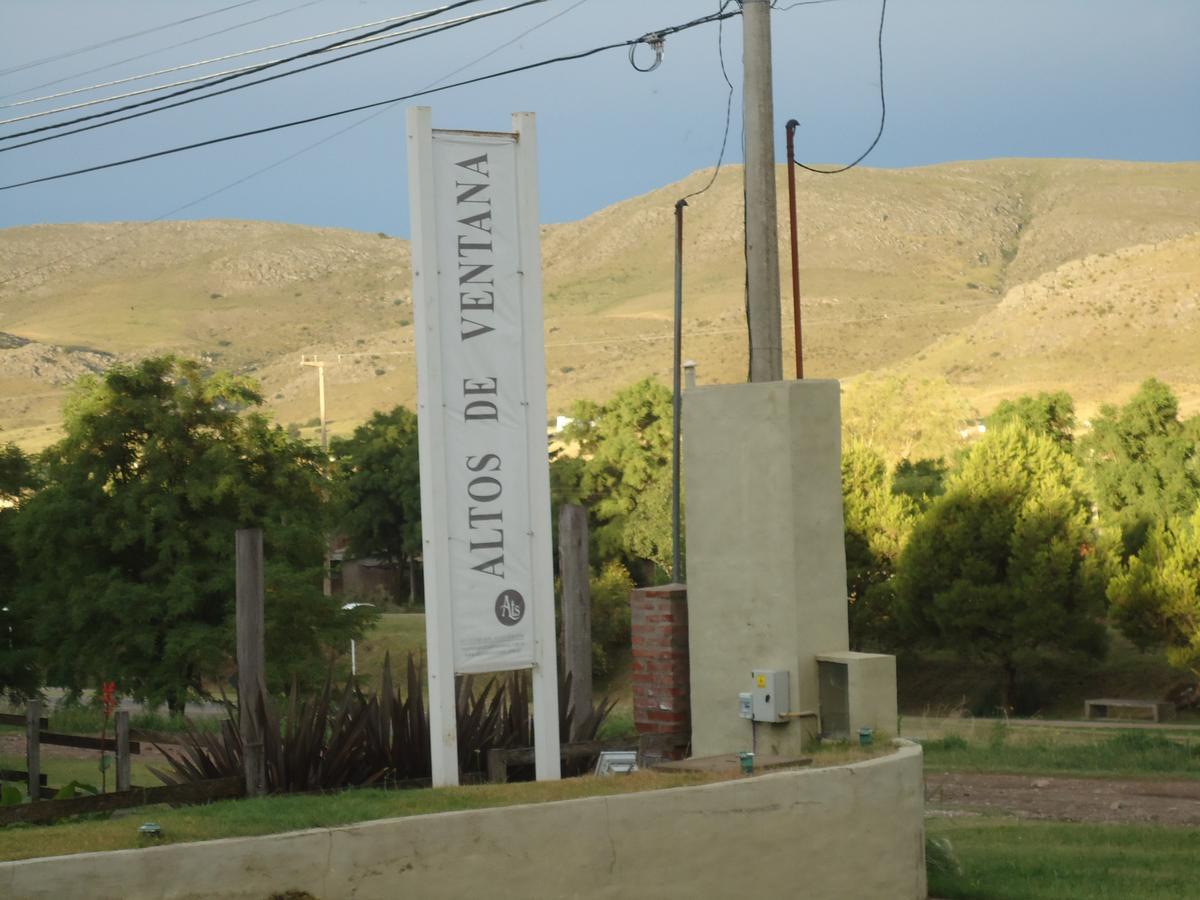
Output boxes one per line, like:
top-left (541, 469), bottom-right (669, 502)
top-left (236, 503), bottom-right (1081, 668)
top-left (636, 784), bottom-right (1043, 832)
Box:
top-left (738, 692), bottom-right (753, 720)
top-left (750, 669), bottom-right (789, 723)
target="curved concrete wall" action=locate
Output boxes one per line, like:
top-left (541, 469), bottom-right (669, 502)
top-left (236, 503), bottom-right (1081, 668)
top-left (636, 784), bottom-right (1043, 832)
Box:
top-left (1, 743), bottom-right (926, 900)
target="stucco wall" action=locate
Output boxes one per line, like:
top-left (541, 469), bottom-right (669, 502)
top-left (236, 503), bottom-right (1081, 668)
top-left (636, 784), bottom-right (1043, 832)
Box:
top-left (683, 380), bottom-right (850, 758)
top-left (0, 743), bottom-right (926, 900)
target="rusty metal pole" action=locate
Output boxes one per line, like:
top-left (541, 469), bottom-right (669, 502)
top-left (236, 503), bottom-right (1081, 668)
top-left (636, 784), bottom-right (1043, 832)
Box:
top-left (786, 119), bottom-right (803, 379)
top-left (672, 199), bottom-right (687, 582)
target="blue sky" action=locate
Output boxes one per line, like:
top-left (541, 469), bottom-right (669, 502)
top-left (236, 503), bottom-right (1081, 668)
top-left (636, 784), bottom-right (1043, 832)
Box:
top-left (0, 0), bottom-right (1196, 236)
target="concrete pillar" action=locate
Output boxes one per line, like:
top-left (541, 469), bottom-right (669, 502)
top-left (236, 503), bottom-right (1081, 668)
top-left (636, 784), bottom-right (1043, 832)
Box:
top-left (683, 380), bottom-right (849, 757)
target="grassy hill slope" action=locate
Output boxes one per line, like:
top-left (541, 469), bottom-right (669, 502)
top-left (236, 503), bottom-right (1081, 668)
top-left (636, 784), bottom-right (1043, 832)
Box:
top-left (1, 159), bottom-right (1197, 451)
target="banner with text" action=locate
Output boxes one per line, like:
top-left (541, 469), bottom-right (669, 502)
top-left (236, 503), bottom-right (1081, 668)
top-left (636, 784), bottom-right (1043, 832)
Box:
top-left (411, 125), bottom-right (547, 674)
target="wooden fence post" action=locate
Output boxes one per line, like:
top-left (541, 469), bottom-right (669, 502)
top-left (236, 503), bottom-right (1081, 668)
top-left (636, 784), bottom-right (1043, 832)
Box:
top-left (25, 701), bottom-right (41, 801)
top-left (558, 504), bottom-right (593, 740)
top-left (116, 710), bottom-right (131, 792)
top-left (236, 528), bottom-right (267, 798)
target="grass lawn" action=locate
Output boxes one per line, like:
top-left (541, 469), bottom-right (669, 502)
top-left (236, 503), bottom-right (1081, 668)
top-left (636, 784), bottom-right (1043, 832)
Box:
top-left (920, 726), bottom-right (1200, 780)
top-left (0, 771), bottom-right (724, 862)
top-left (0, 751), bottom-right (161, 792)
top-left (927, 817), bottom-right (1200, 899)
top-left (347, 612), bottom-right (427, 685)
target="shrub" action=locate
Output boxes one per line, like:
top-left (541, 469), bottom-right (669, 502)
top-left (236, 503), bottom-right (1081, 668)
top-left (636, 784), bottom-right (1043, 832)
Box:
top-left (590, 560), bottom-right (634, 676)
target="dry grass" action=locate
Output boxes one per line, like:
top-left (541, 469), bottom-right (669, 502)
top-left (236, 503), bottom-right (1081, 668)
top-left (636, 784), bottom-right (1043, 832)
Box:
top-left (1, 159), bottom-right (1199, 456)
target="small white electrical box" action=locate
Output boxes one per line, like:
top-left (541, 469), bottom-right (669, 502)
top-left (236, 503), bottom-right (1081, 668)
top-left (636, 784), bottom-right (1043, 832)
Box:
top-left (738, 692), bottom-right (753, 720)
top-left (750, 669), bottom-right (789, 723)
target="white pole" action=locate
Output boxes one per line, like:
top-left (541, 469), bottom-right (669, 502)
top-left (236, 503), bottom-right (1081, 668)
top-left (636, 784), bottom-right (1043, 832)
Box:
top-left (514, 110), bottom-right (562, 781)
top-left (350, 639), bottom-right (357, 677)
top-left (407, 105), bottom-right (461, 786)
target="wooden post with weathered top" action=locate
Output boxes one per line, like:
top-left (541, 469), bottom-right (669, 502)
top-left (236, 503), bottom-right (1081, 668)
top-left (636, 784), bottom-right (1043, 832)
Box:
top-left (558, 504), bottom-right (593, 739)
top-left (115, 710), bottom-right (131, 792)
top-left (236, 528), bottom-right (267, 797)
top-left (25, 701), bottom-right (41, 801)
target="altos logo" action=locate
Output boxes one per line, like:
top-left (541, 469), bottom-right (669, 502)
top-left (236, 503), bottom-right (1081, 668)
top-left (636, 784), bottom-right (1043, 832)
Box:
top-left (494, 589), bottom-right (525, 626)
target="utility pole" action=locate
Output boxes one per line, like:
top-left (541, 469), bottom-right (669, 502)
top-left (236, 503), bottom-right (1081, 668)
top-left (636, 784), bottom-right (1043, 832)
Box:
top-left (299, 356), bottom-right (329, 452)
top-left (742, 0), bottom-right (783, 382)
top-left (300, 356), bottom-right (333, 596)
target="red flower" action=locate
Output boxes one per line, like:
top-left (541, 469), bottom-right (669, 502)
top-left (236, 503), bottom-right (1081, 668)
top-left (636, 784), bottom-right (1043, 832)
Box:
top-left (101, 681), bottom-right (118, 718)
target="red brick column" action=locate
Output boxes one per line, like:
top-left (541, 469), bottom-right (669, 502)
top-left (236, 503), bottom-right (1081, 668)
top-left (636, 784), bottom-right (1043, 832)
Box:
top-left (631, 584), bottom-right (690, 752)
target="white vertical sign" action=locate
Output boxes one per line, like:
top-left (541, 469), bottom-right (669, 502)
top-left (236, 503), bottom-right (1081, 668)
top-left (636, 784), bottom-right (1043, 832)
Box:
top-left (407, 107), bottom-right (560, 786)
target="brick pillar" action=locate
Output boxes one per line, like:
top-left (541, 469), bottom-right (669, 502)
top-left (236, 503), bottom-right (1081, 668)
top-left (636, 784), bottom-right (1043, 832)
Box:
top-left (631, 584), bottom-right (690, 759)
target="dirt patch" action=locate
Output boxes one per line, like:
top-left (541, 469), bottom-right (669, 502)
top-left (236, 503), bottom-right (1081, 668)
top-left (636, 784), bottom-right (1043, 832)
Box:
top-left (925, 772), bottom-right (1200, 826)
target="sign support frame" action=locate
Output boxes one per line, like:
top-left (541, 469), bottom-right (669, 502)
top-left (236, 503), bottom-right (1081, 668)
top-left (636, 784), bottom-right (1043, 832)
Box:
top-left (406, 106), bottom-right (561, 786)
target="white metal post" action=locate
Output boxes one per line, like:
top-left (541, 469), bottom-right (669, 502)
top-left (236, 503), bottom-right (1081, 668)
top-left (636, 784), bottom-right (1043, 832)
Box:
top-left (407, 105), bottom-right (461, 786)
top-left (513, 110), bottom-right (562, 781)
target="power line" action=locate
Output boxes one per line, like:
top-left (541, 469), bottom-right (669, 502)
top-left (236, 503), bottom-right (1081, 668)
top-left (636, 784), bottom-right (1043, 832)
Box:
top-left (679, 0), bottom-right (737, 204)
top-left (0, 0), bottom-right (597, 290)
top-left (0, 8), bottom-right (497, 120)
top-left (0, 8), bottom-right (529, 129)
top-left (0, 0), bottom-right (501, 145)
top-left (0, 6), bottom-right (740, 192)
top-left (792, 0), bottom-right (887, 174)
top-left (0, 0), bottom-right (273, 78)
top-left (0, 0), bottom-right (331, 102)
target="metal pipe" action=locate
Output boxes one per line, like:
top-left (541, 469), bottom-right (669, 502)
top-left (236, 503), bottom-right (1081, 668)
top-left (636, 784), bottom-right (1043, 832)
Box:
top-left (672, 198), bottom-right (687, 582)
top-left (786, 118), bottom-right (803, 379)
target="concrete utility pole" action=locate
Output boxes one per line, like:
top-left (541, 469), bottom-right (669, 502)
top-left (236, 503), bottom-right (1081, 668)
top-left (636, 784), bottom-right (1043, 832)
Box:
top-left (742, 0), bottom-right (783, 382)
top-left (299, 357), bottom-right (329, 452)
top-left (300, 356), bottom-right (333, 596)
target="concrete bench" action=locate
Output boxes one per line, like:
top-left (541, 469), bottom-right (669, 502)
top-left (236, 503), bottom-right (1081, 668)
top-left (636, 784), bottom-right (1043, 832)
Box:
top-left (1084, 698), bottom-right (1175, 722)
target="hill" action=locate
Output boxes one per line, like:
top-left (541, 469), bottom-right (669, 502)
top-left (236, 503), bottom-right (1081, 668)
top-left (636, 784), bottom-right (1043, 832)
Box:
top-left (0, 158), bottom-right (1198, 452)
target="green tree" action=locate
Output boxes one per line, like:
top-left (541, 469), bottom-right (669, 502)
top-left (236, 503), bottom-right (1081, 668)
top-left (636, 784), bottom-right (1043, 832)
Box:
top-left (1078, 379), bottom-right (1200, 557)
top-left (11, 357), bottom-right (365, 712)
top-left (555, 379), bottom-right (674, 579)
top-left (1107, 504), bottom-right (1200, 675)
top-left (0, 442), bottom-right (39, 699)
top-left (330, 406), bottom-right (422, 601)
top-left (842, 442), bottom-right (916, 649)
top-left (891, 457), bottom-right (948, 508)
top-left (988, 391), bottom-right (1076, 447)
top-left (895, 425), bottom-right (1109, 710)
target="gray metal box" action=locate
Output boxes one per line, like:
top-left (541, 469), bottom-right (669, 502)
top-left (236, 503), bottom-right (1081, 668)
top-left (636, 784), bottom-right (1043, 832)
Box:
top-left (750, 669), bottom-right (789, 723)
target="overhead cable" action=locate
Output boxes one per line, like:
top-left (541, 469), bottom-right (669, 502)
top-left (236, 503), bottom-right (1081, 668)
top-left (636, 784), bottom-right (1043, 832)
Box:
top-left (0, 9), bottom-right (528, 128)
top-left (791, 0), bottom-right (887, 174)
top-left (0, 0), bottom-right (500, 145)
top-left (0, 0), bottom-right (273, 78)
top-left (0, 0), bottom-right (331, 102)
top-left (0, 6), bottom-right (740, 192)
top-left (0, 8), bottom-right (486, 115)
top-left (679, 0), bottom-right (737, 203)
top-left (0, 0), bottom-right (596, 290)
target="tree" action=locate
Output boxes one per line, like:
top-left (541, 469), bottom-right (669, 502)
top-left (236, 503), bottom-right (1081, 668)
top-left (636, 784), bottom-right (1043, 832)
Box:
top-left (842, 442), bottom-right (916, 649)
top-left (1107, 504), bottom-right (1200, 675)
top-left (0, 442), bottom-right (38, 699)
top-left (988, 391), bottom-right (1076, 447)
top-left (1079, 379), bottom-right (1200, 557)
top-left (555, 379), bottom-right (674, 579)
top-left (895, 425), bottom-right (1109, 710)
top-left (10, 357), bottom-right (365, 712)
top-left (330, 406), bottom-right (422, 601)
top-left (891, 457), bottom-right (948, 508)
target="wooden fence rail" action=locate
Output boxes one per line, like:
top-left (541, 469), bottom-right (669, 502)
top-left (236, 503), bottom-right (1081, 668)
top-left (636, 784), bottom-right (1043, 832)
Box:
top-left (0, 712), bottom-right (48, 729)
top-left (0, 776), bottom-right (244, 827)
